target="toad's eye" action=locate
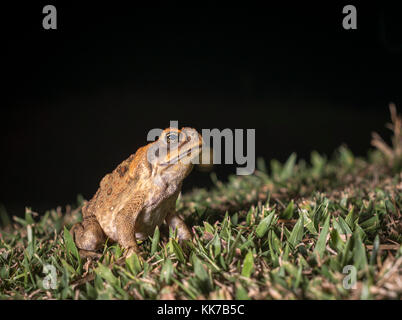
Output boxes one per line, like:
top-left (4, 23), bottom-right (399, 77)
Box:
top-left (165, 132), bottom-right (179, 144)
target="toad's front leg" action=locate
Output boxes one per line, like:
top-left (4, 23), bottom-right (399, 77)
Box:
top-left (115, 206), bottom-right (141, 257)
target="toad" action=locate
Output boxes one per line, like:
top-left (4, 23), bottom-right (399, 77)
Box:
top-left (71, 127), bottom-right (203, 257)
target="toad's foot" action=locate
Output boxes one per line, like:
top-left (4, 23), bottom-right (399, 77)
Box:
top-left (165, 212), bottom-right (192, 242)
top-left (78, 249), bottom-right (103, 259)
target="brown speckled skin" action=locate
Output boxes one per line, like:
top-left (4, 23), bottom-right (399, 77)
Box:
top-left (71, 127), bottom-right (202, 257)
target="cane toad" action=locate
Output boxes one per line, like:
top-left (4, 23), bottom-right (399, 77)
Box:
top-left (71, 127), bottom-right (203, 257)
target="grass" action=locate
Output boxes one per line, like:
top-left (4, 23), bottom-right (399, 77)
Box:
top-left (0, 106), bottom-right (401, 300)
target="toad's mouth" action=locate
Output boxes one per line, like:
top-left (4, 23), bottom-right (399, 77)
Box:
top-left (161, 144), bottom-right (202, 166)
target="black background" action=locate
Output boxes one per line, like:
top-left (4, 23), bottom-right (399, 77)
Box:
top-left (2, 2), bottom-right (402, 216)
top-left (0, 299), bottom-right (395, 318)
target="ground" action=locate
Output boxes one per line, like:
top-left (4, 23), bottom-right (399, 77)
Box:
top-left (0, 107), bottom-right (401, 300)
